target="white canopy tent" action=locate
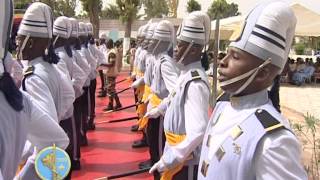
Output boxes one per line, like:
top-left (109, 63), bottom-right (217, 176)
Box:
top-left (211, 3), bottom-right (320, 40)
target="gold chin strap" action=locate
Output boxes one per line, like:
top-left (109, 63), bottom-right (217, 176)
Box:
top-left (53, 34), bottom-right (60, 46)
top-left (219, 58), bottom-right (271, 95)
top-left (152, 40), bottom-right (161, 54)
top-left (18, 33), bottom-right (30, 60)
top-left (177, 40), bottom-right (194, 65)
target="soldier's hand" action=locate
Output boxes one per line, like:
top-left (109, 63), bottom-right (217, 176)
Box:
top-left (145, 108), bottom-right (162, 119)
top-left (149, 159), bottom-right (166, 174)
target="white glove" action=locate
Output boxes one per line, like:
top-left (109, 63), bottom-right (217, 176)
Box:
top-left (149, 159), bottom-right (165, 174)
top-left (130, 77), bottom-right (144, 89)
top-left (145, 107), bottom-right (163, 119)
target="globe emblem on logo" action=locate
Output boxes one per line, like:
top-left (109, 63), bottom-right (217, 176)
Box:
top-left (35, 145), bottom-right (71, 180)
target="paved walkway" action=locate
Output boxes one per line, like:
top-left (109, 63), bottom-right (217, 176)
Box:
top-left (280, 83), bottom-right (320, 119)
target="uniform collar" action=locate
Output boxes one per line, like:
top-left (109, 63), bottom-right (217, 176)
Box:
top-left (55, 46), bottom-right (64, 52)
top-left (28, 56), bottom-right (44, 66)
top-left (181, 61), bottom-right (202, 75)
top-left (230, 89), bottom-right (269, 110)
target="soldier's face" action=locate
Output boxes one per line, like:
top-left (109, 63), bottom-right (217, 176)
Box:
top-left (173, 40), bottom-right (189, 62)
top-left (148, 39), bottom-right (158, 53)
top-left (16, 35), bottom-right (30, 60)
top-left (218, 47), bottom-right (263, 93)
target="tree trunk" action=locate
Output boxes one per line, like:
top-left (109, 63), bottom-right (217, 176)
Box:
top-left (124, 18), bottom-right (132, 38)
top-left (123, 18), bottom-right (133, 67)
top-left (168, 0), bottom-right (178, 17)
top-left (88, 1), bottom-right (100, 38)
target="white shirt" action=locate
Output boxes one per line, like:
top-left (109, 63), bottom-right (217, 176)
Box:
top-left (0, 91), bottom-right (69, 180)
top-left (82, 46), bottom-right (98, 80)
top-left (157, 54), bottom-right (179, 94)
top-left (159, 61), bottom-right (210, 170)
top-left (24, 57), bottom-right (74, 122)
top-left (54, 47), bottom-right (76, 119)
top-left (198, 90), bottom-right (307, 180)
top-left (73, 49), bottom-right (90, 91)
top-left (78, 49), bottom-right (92, 87)
top-left (89, 43), bottom-right (106, 66)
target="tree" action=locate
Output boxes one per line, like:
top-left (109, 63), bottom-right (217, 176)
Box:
top-left (53, 0), bottom-right (76, 17)
top-left (14, 0), bottom-right (76, 17)
top-left (116, 0), bottom-right (140, 38)
top-left (207, 0), bottom-right (240, 20)
top-left (116, 0), bottom-right (140, 65)
top-left (80, 0), bottom-right (102, 38)
top-left (187, 0), bottom-right (201, 13)
top-left (142, 0), bottom-right (169, 19)
top-left (167, 0), bottom-right (179, 17)
top-left (101, 4), bottom-right (121, 19)
top-left (14, 0), bottom-right (30, 9)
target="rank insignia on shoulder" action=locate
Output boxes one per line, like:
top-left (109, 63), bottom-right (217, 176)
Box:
top-left (24, 66), bottom-right (34, 76)
top-left (191, 70), bottom-right (200, 79)
top-left (255, 109), bottom-right (284, 133)
top-left (160, 57), bottom-right (166, 62)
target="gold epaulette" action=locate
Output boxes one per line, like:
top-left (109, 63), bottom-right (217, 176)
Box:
top-left (191, 70), bottom-right (201, 80)
top-left (24, 66), bottom-right (34, 77)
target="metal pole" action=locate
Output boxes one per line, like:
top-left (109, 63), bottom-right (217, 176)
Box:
top-left (212, 17), bottom-right (220, 108)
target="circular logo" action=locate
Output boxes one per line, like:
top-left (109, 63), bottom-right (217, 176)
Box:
top-left (35, 145), bottom-right (71, 180)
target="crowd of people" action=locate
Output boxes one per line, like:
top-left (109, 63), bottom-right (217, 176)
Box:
top-left (282, 57), bottom-right (320, 85)
top-left (0, 0), bottom-right (311, 180)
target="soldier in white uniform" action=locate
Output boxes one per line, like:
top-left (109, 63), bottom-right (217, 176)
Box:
top-left (86, 22), bottom-right (100, 130)
top-left (69, 17), bottom-right (91, 169)
top-left (130, 25), bottom-right (150, 146)
top-left (149, 11), bottom-right (211, 180)
top-left (130, 25), bottom-right (147, 133)
top-left (197, 1), bottom-right (307, 180)
top-left (53, 16), bottom-right (86, 175)
top-left (145, 20), bottom-right (180, 179)
top-left (77, 21), bottom-right (97, 146)
top-left (0, 1), bottom-right (69, 179)
top-left (17, 3), bottom-right (75, 123)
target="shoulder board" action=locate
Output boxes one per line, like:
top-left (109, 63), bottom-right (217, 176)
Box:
top-left (24, 66), bottom-right (34, 77)
top-left (160, 56), bottom-right (166, 63)
top-left (255, 109), bottom-right (284, 133)
top-left (216, 92), bottom-right (230, 102)
top-left (191, 70), bottom-right (201, 80)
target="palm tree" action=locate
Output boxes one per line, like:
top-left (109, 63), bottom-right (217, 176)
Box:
top-left (116, 0), bottom-right (140, 61)
top-left (101, 4), bottom-right (121, 19)
top-left (116, 0), bottom-right (140, 38)
top-left (80, 0), bottom-right (102, 38)
top-left (167, 0), bottom-right (179, 17)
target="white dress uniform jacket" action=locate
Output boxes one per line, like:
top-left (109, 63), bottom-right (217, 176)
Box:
top-left (0, 91), bottom-right (69, 180)
top-left (156, 61), bottom-right (210, 176)
top-left (198, 90), bottom-right (307, 180)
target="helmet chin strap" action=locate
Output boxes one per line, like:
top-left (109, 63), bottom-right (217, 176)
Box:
top-left (219, 58), bottom-right (271, 96)
top-left (53, 34), bottom-right (60, 46)
top-left (177, 40), bottom-right (194, 65)
top-left (152, 39), bottom-right (161, 54)
top-left (18, 33), bottom-right (30, 60)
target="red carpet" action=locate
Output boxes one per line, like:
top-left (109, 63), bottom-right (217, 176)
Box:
top-left (72, 71), bottom-right (152, 180)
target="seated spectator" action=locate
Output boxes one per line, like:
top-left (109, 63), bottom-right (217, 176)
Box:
top-left (296, 57), bottom-right (306, 72)
top-left (315, 57), bottom-right (320, 73)
top-left (288, 58), bottom-right (296, 82)
top-left (292, 60), bottom-right (315, 86)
